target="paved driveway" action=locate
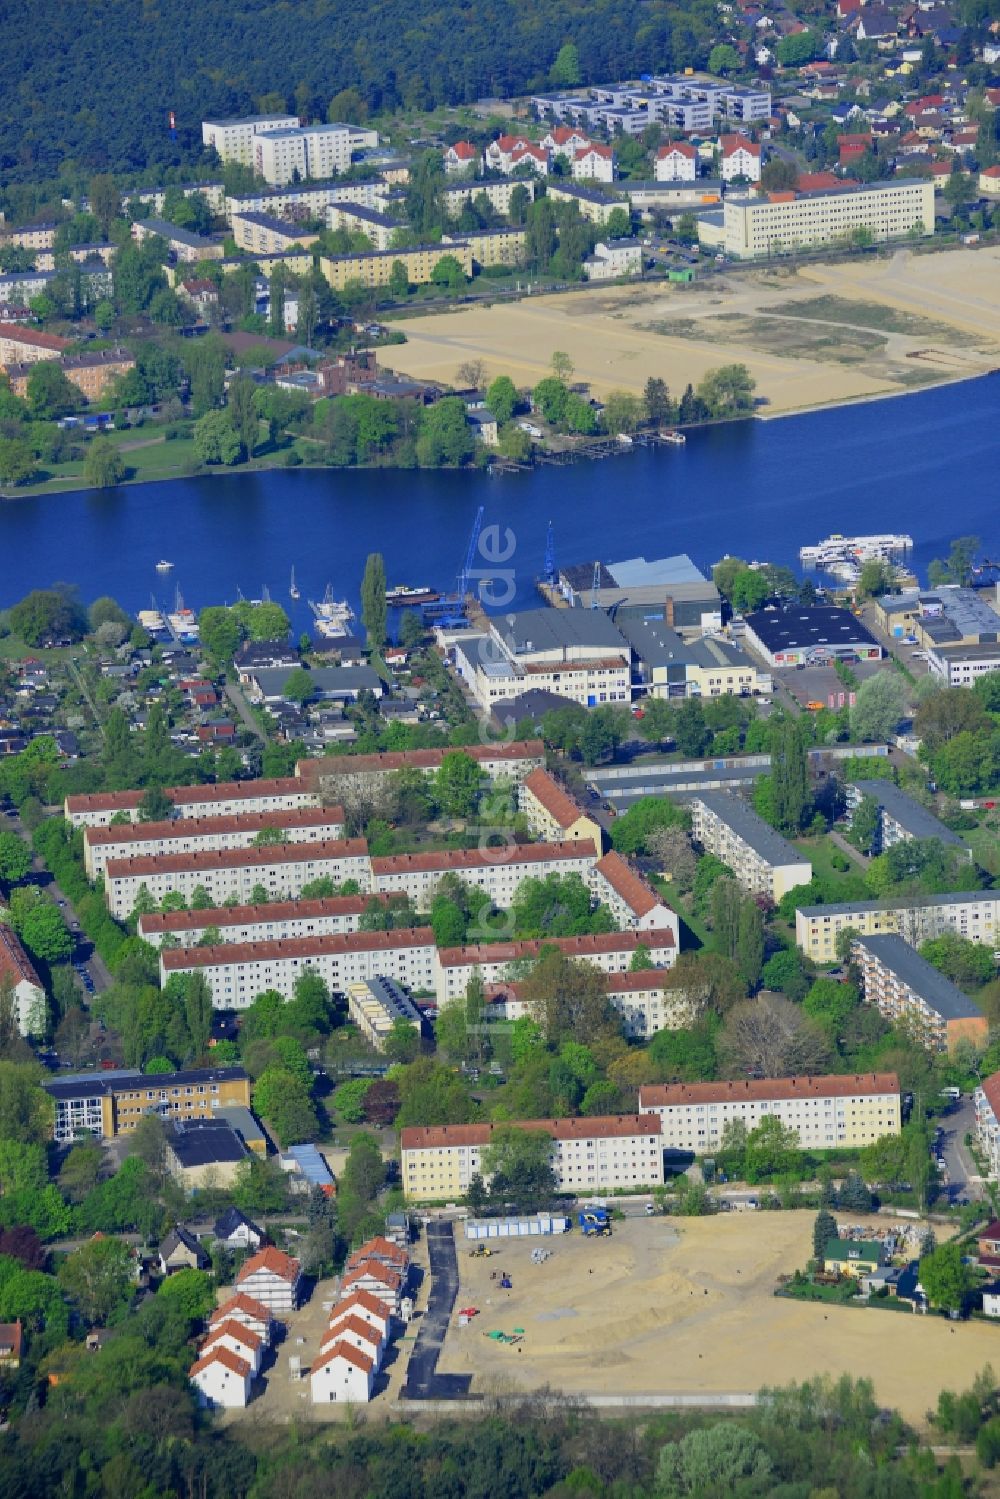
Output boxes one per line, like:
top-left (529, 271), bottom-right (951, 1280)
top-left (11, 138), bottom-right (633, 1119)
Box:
top-left (939, 1096), bottom-right (985, 1202)
top-left (401, 1222), bottom-right (470, 1399)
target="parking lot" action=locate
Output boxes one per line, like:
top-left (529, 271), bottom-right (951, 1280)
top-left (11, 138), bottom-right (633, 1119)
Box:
top-left (777, 655), bottom-right (889, 713)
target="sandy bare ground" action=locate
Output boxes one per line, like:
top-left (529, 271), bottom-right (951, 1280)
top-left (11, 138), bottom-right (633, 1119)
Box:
top-left (385, 246), bottom-right (1000, 415)
top-left (437, 1213), bottom-right (999, 1423)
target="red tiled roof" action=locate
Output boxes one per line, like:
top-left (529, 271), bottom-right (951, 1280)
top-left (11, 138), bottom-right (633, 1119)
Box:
top-left (797, 171), bottom-right (841, 191)
top-left (139, 892), bottom-right (390, 935)
top-left (550, 126), bottom-right (588, 145)
top-left (371, 840), bottom-right (594, 876)
top-left (658, 142), bottom-right (698, 159)
top-left (720, 134), bottom-right (761, 156)
top-left (0, 1321), bottom-right (22, 1361)
top-left (576, 145), bottom-right (613, 160)
top-left (297, 741), bottom-right (543, 784)
top-left (237, 1247), bottom-right (300, 1284)
top-left (522, 768), bottom-right (587, 830)
top-left (106, 837), bottom-right (367, 881)
top-left (161, 925), bottom-right (435, 971)
top-left (86, 805), bottom-right (343, 848)
top-left (0, 323), bottom-right (71, 352)
top-left (437, 929), bottom-right (673, 967)
top-left (210, 1293), bottom-right (273, 1326)
top-left (310, 1339), bottom-right (374, 1376)
top-left (980, 1072), bottom-right (1000, 1121)
top-left (202, 1318), bottom-right (263, 1352)
top-left (448, 142), bottom-right (477, 159)
top-left (342, 1261), bottom-right (402, 1291)
top-left (487, 968), bottom-right (674, 1006)
top-left (639, 1072), bottom-right (900, 1110)
top-left (322, 1313), bottom-right (382, 1346)
top-left (0, 923), bottom-right (42, 993)
top-left (189, 1345), bottom-right (251, 1379)
top-left (66, 776), bottom-right (306, 816)
top-left (346, 1235), bottom-right (408, 1268)
top-left (496, 135), bottom-right (533, 152)
top-left (401, 1113), bottom-right (662, 1151)
top-left (332, 1288), bottom-right (393, 1323)
top-left (594, 850), bottom-right (664, 918)
top-left (512, 145), bottom-right (549, 162)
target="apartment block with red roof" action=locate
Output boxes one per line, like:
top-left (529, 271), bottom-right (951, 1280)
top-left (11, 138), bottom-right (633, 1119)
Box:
top-left (720, 134), bottom-right (761, 182)
top-left (65, 774), bottom-right (317, 828)
top-left (639, 1073), bottom-right (901, 1153)
top-left (83, 804), bottom-right (345, 880)
top-left (588, 850), bottom-right (679, 939)
top-left (137, 892), bottom-right (394, 949)
top-left (401, 1114), bottom-right (664, 1201)
top-left (432, 928), bottom-right (676, 1005)
top-left (975, 1072), bottom-right (1000, 1181)
top-left (295, 739), bottom-right (545, 796)
top-left (0, 323), bottom-right (72, 368)
top-left (0, 922), bottom-right (46, 1037)
top-left (572, 144), bottom-right (616, 182)
top-left (519, 767), bottom-right (605, 849)
top-left (980, 165), bottom-right (1000, 197)
top-left (370, 840), bottom-right (599, 905)
top-left (487, 966), bottom-right (697, 1039)
top-left (160, 927), bottom-right (437, 1009)
top-left (655, 142), bottom-right (698, 181)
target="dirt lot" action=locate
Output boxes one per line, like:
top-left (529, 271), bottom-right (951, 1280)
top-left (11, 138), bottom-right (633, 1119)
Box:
top-left (434, 1213), bottom-right (999, 1422)
top-left (385, 246), bottom-right (1000, 415)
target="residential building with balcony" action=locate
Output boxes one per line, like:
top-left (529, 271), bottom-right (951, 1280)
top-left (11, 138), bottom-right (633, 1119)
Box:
top-left (851, 934), bottom-right (988, 1052)
top-left (688, 792), bottom-right (812, 901)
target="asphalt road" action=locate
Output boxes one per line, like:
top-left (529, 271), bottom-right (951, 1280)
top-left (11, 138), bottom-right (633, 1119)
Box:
top-left (3, 806), bottom-right (110, 1000)
top-left (401, 1222), bottom-right (471, 1400)
top-left (938, 1096), bottom-right (984, 1202)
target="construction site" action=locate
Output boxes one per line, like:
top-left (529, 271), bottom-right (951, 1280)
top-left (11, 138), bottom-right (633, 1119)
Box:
top-left (432, 1212), bottom-right (1000, 1423)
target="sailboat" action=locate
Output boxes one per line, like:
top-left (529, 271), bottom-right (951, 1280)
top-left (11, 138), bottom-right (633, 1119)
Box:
top-left (290, 566), bottom-right (300, 601)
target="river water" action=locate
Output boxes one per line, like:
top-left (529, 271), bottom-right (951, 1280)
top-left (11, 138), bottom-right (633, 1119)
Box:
top-left (0, 377), bottom-right (997, 625)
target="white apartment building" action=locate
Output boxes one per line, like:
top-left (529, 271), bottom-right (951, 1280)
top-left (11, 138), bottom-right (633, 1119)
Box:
top-left (230, 212), bottom-right (319, 256)
top-left (137, 893), bottom-right (392, 948)
top-left (433, 929), bottom-right (676, 1005)
top-left (452, 612), bottom-right (632, 712)
top-left (65, 776), bottom-right (317, 828)
top-left (370, 840), bottom-right (599, 906)
top-left (104, 837), bottom-right (370, 919)
top-left (720, 134), bottom-right (762, 182)
top-left (0, 922), bottom-right (46, 1037)
top-left (572, 145), bottom-right (616, 182)
top-left (401, 1115), bottom-right (664, 1202)
top-left (584, 238), bottom-right (643, 281)
top-left (441, 178), bottom-right (536, 218)
top-left (83, 805), bottom-right (345, 880)
top-left (796, 891), bottom-right (1000, 964)
top-left (655, 143), bottom-right (698, 181)
top-left (724, 179), bottom-right (934, 259)
top-left (160, 928), bottom-right (437, 1009)
top-left (189, 1346), bottom-right (252, 1409)
top-left (224, 180), bottom-right (383, 224)
top-left (588, 851), bottom-right (679, 935)
top-left (846, 780), bottom-right (967, 856)
top-left (639, 1073), bottom-right (902, 1153)
top-left (295, 739), bottom-right (545, 799)
top-left (688, 792), bottom-right (813, 901)
top-left (491, 968), bottom-right (698, 1040)
top-left (975, 1072), bottom-right (1000, 1182)
top-left (202, 115), bottom-right (299, 165)
top-left (253, 123), bottom-right (378, 186)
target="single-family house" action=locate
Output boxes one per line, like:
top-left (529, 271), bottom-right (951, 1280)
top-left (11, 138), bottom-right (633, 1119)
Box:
top-left (327, 1288), bottom-right (393, 1338)
top-left (309, 1340), bottom-right (375, 1403)
top-left (209, 1293), bottom-right (275, 1342)
top-left (158, 1225), bottom-right (210, 1275)
top-left (213, 1207), bottom-right (265, 1251)
top-left (236, 1246), bottom-right (302, 1311)
top-left (320, 1312), bottom-right (386, 1369)
top-left (200, 1317), bottom-right (264, 1375)
top-left (824, 1238), bottom-right (885, 1278)
top-left (982, 1284), bottom-right (1000, 1318)
top-left (0, 1321), bottom-right (23, 1367)
top-left (189, 1345), bottom-right (253, 1408)
top-left (344, 1236), bottom-right (409, 1276)
top-left (443, 142), bottom-right (478, 174)
top-left (340, 1259), bottom-right (403, 1312)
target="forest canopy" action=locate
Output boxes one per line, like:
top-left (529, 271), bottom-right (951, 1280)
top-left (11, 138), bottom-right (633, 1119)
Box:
top-left (1, 0), bottom-right (719, 187)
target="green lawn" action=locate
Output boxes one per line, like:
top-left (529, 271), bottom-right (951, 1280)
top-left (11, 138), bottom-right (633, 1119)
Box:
top-left (958, 820), bottom-right (1000, 879)
top-left (793, 833), bottom-right (868, 897)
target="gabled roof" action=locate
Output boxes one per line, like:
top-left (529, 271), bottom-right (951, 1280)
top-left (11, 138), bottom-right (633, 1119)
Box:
top-left (658, 142), bottom-right (698, 159)
top-left (576, 144), bottom-right (614, 160)
top-left (447, 142), bottom-right (477, 159)
top-left (346, 1235), bottom-right (408, 1269)
top-left (202, 1318), bottom-right (263, 1353)
top-left (720, 134), bottom-right (761, 156)
top-left (310, 1338), bottom-right (375, 1376)
top-left (189, 1345), bottom-right (251, 1379)
top-left (322, 1313), bottom-right (383, 1347)
top-left (594, 850), bottom-right (665, 919)
top-left (210, 1292), bottom-right (273, 1327)
top-left (331, 1288), bottom-right (393, 1324)
top-left (213, 1207), bottom-right (261, 1240)
top-left (237, 1246), bottom-right (300, 1284)
top-left (342, 1261), bottom-right (402, 1292)
top-left (160, 1225), bottom-right (206, 1261)
top-left (522, 767), bottom-right (588, 830)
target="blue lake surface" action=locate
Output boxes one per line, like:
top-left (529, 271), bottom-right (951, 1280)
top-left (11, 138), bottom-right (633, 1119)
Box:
top-left (0, 376), bottom-right (997, 629)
